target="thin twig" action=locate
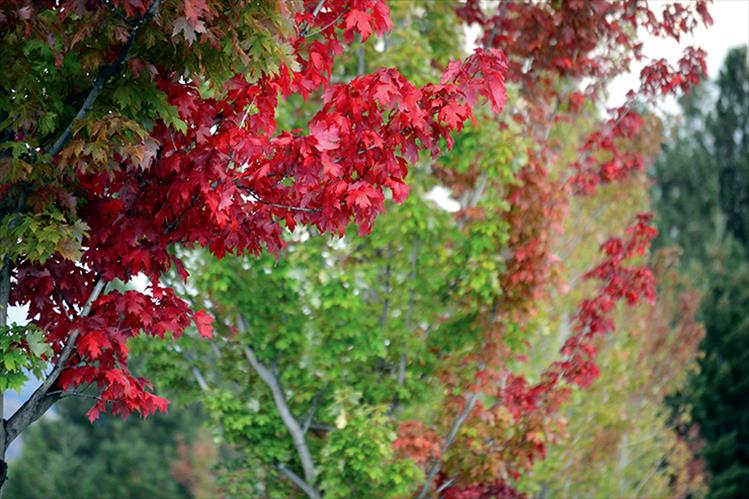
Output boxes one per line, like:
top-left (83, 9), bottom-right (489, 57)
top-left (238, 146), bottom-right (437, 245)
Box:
top-left (305, 11), bottom-right (346, 39)
top-left (236, 184), bottom-right (320, 213)
top-left (390, 238), bottom-right (419, 415)
top-left (299, 0), bottom-right (327, 37)
top-left (238, 317), bottom-right (320, 499)
top-left (47, 0), bottom-right (163, 158)
top-left (437, 478), bottom-right (456, 493)
top-left (302, 388), bottom-right (326, 434)
top-left (416, 391), bottom-right (479, 499)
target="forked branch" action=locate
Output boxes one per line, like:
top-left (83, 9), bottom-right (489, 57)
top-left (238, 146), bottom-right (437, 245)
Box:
top-left (238, 316), bottom-right (320, 499)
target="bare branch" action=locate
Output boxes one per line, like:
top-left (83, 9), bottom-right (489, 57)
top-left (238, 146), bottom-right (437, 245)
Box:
top-left (390, 238), bottom-right (419, 415)
top-left (305, 11), bottom-right (346, 39)
top-left (238, 317), bottom-right (320, 499)
top-left (379, 244), bottom-right (393, 328)
top-left (278, 465), bottom-right (319, 499)
top-left (235, 184), bottom-right (321, 213)
top-left (437, 478), bottom-right (456, 493)
top-left (302, 388), bottom-right (326, 434)
top-left (0, 258), bottom-right (9, 330)
top-left (5, 278), bottom-right (106, 445)
top-left (416, 391), bottom-right (479, 499)
top-left (191, 366), bottom-right (209, 392)
top-left (51, 390), bottom-right (103, 402)
top-left (0, 255), bottom-right (10, 495)
top-left (299, 0), bottom-right (327, 37)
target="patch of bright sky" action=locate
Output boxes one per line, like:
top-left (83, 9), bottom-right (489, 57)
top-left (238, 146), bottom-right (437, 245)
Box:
top-left (607, 0), bottom-right (749, 111)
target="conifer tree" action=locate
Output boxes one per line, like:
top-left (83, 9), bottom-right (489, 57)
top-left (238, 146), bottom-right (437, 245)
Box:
top-left (653, 45), bottom-right (749, 498)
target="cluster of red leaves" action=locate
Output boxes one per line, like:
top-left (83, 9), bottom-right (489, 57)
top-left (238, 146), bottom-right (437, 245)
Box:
top-left (438, 473), bottom-right (524, 499)
top-left (457, 0), bottom-right (711, 98)
top-left (8, 0), bottom-right (507, 421)
top-left (571, 107), bottom-right (646, 194)
top-left (427, 215), bottom-right (659, 493)
top-left (501, 159), bottom-right (564, 310)
top-left (393, 421), bottom-right (442, 465)
top-left (552, 213), bottom-right (658, 388)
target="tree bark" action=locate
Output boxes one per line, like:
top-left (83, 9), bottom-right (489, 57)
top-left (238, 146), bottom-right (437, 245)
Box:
top-left (0, 257), bottom-right (10, 498)
top-left (416, 391), bottom-right (479, 499)
top-left (239, 317), bottom-right (320, 499)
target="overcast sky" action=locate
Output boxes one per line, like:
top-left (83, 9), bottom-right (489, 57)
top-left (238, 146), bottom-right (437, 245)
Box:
top-left (608, 0), bottom-right (749, 109)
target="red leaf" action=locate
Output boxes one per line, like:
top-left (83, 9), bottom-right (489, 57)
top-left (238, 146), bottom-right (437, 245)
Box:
top-left (193, 309), bottom-right (214, 338)
top-left (346, 9), bottom-right (373, 41)
top-left (309, 122), bottom-right (340, 151)
top-left (78, 330), bottom-right (109, 359)
top-left (184, 0), bottom-right (208, 26)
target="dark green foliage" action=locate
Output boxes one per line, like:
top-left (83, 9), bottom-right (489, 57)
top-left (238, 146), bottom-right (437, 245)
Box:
top-left (5, 397), bottom-right (205, 499)
top-left (653, 45), bottom-right (749, 498)
top-left (653, 47), bottom-right (748, 259)
top-left (693, 239), bottom-right (749, 498)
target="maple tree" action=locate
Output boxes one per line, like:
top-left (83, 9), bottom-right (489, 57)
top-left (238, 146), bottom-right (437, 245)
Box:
top-left (412, 1), bottom-right (711, 496)
top-left (128, 1), bottom-right (715, 497)
top-left (0, 0), bottom-right (506, 493)
top-left (519, 163), bottom-right (707, 496)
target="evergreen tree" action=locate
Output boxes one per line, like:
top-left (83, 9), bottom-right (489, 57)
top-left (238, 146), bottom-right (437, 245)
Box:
top-left (694, 237), bottom-right (749, 499)
top-left (652, 45), bottom-right (749, 498)
top-left (5, 397), bottom-right (212, 499)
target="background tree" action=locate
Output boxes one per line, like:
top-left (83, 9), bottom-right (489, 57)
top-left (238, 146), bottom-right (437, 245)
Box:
top-left (652, 45), bottom-right (749, 499)
top-left (0, 1), bottom-right (715, 497)
top-left (4, 397), bottom-right (215, 499)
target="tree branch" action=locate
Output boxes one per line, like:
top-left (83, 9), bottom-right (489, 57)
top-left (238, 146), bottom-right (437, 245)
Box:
top-left (278, 464), bottom-right (320, 498)
top-left (416, 391), bottom-right (479, 499)
top-left (0, 256), bottom-right (10, 496)
top-left (191, 366), bottom-right (209, 392)
top-left (0, 257), bottom-right (9, 332)
top-left (238, 317), bottom-right (320, 499)
top-left (302, 388), bottom-right (326, 434)
top-left (46, 0), bottom-right (163, 158)
top-left (235, 184), bottom-right (321, 213)
top-left (390, 238), bottom-right (419, 415)
top-left (5, 278), bottom-right (106, 445)
top-left (299, 0), bottom-right (327, 37)
top-left (379, 244), bottom-right (393, 328)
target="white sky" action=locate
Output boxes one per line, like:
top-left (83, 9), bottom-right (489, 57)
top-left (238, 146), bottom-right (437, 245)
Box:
top-left (608, 0), bottom-right (749, 109)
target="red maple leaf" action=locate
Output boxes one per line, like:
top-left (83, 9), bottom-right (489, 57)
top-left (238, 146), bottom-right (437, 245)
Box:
top-left (346, 9), bottom-right (373, 41)
top-left (193, 309), bottom-right (214, 339)
top-left (309, 121), bottom-right (340, 151)
top-left (78, 330), bottom-right (110, 359)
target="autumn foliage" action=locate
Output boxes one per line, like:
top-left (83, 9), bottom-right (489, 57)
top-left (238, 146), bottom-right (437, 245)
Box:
top-left (0, 0), bottom-right (714, 497)
top-left (1, 0), bottom-right (505, 424)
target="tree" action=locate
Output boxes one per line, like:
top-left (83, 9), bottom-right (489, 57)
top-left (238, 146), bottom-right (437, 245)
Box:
top-left (652, 45), bottom-right (749, 499)
top-left (136, 1), bottom-right (713, 497)
top-left (652, 46), bottom-right (749, 261)
top-left (0, 0), bottom-right (506, 494)
top-left (694, 238), bottom-right (749, 498)
top-left (4, 397), bottom-right (214, 499)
